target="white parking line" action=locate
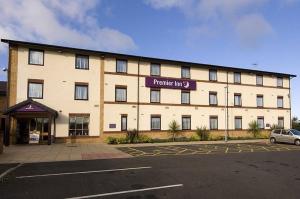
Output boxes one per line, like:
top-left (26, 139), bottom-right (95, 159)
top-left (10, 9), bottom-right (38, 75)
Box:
top-left (65, 184), bottom-right (183, 199)
top-left (16, 166), bottom-right (151, 179)
top-left (0, 163), bottom-right (24, 179)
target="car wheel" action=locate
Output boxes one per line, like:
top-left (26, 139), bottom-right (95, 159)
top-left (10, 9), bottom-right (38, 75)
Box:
top-left (270, 137), bottom-right (276, 144)
top-left (295, 140), bottom-right (300, 146)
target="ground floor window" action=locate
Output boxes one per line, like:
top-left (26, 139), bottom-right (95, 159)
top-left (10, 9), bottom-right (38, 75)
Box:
top-left (182, 116), bottom-right (191, 130)
top-left (121, 115), bottom-right (127, 131)
top-left (235, 117), bottom-right (242, 130)
top-left (210, 116), bottom-right (218, 130)
top-left (151, 115), bottom-right (161, 130)
top-left (257, 117), bottom-right (264, 129)
top-left (69, 114), bottom-right (89, 136)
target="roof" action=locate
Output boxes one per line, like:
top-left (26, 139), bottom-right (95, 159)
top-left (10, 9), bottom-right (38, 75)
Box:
top-left (1, 38), bottom-right (296, 78)
top-left (4, 98), bottom-right (58, 117)
top-left (0, 81), bottom-right (7, 96)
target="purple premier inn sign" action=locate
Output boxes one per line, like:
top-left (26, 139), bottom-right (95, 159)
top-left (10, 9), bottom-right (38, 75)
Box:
top-left (145, 76), bottom-right (197, 90)
top-left (17, 103), bottom-right (45, 112)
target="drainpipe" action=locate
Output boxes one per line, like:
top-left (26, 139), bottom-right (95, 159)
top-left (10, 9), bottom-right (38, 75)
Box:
top-left (137, 58), bottom-right (140, 132)
top-left (225, 71), bottom-right (229, 142)
top-left (289, 77), bottom-right (292, 129)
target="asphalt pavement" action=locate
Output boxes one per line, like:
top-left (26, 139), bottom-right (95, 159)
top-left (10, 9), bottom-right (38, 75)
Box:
top-left (1, 143), bottom-right (300, 199)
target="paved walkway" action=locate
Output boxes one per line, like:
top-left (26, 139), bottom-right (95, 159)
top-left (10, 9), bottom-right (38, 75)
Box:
top-left (0, 143), bottom-right (131, 164)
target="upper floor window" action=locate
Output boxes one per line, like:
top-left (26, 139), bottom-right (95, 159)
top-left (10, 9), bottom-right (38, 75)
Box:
top-left (278, 117), bottom-right (284, 129)
top-left (150, 63), bottom-right (160, 76)
top-left (257, 117), bottom-right (264, 129)
top-left (234, 72), bottom-right (241, 84)
top-left (209, 69), bottom-right (217, 81)
top-left (29, 49), bottom-right (44, 65)
top-left (28, 79), bottom-right (43, 99)
top-left (116, 59), bottom-right (127, 73)
top-left (181, 66), bottom-right (190, 79)
top-left (69, 114), bottom-right (89, 136)
top-left (209, 116), bottom-right (218, 130)
top-left (209, 92), bottom-right (218, 105)
top-left (182, 116), bottom-right (191, 130)
top-left (150, 89), bottom-right (160, 103)
top-left (181, 90), bottom-right (190, 104)
top-left (75, 55), bottom-right (89, 69)
top-left (151, 115), bottom-right (161, 130)
top-left (257, 95), bottom-right (264, 107)
top-left (115, 86), bottom-right (127, 102)
top-left (234, 93), bottom-right (242, 106)
top-left (277, 77), bottom-right (283, 87)
top-left (277, 96), bottom-right (283, 108)
top-left (75, 83), bottom-right (88, 100)
top-left (256, 75), bottom-right (263, 86)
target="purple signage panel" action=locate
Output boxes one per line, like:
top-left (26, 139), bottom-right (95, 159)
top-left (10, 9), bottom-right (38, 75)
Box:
top-left (145, 77), bottom-right (196, 90)
top-left (17, 103), bottom-right (45, 112)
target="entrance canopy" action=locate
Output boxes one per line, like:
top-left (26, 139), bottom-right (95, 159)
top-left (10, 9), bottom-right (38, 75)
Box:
top-left (4, 99), bottom-right (58, 117)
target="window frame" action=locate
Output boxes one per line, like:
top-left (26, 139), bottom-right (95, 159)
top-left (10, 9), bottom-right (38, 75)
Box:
top-left (277, 77), bottom-right (283, 88)
top-left (278, 117), bottom-right (284, 129)
top-left (209, 69), bottom-right (217, 81)
top-left (182, 115), bottom-right (191, 130)
top-left (151, 115), bottom-right (161, 130)
top-left (234, 116), bottom-right (242, 130)
top-left (150, 88), bottom-right (161, 103)
top-left (256, 94), bottom-right (264, 107)
top-left (234, 93), bottom-right (242, 107)
top-left (68, 114), bottom-right (90, 136)
top-left (234, 72), bottom-right (241, 84)
top-left (257, 117), bottom-right (265, 129)
top-left (150, 63), bottom-right (161, 76)
top-left (256, 75), bottom-right (263, 86)
top-left (74, 83), bottom-right (89, 101)
top-left (181, 66), bottom-right (191, 79)
top-left (115, 86), bottom-right (127, 102)
top-left (75, 54), bottom-right (89, 70)
top-left (209, 91), bottom-right (218, 106)
top-left (116, 59), bottom-right (128, 73)
top-left (277, 96), bottom-right (284, 108)
top-left (28, 49), bottom-right (44, 66)
top-left (209, 116), bottom-right (218, 130)
top-left (121, 114), bottom-right (128, 131)
top-left (27, 79), bottom-right (44, 99)
top-left (181, 90), bottom-right (190, 104)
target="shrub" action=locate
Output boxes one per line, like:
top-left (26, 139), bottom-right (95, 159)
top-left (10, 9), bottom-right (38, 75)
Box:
top-left (138, 135), bottom-right (152, 143)
top-left (248, 120), bottom-right (261, 138)
top-left (196, 126), bottom-right (209, 141)
top-left (106, 137), bottom-right (118, 144)
top-left (168, 120), bottom-right (181, 141)
top-left (189, 135), bottom-right (199, 141)
top-left (126, 129), bottom-right (139, 143)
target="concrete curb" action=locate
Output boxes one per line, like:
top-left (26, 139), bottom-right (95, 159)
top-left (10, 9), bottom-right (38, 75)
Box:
top-left (114, 139), bottom-right (269, 148)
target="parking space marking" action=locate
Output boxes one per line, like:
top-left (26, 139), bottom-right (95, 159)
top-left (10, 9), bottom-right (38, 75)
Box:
top-left (65, 184), bottom-right (183, 199)
top-left (16, 166), bottom-right (152, 179)
top-left (0, 163), bottom-right (24, 180)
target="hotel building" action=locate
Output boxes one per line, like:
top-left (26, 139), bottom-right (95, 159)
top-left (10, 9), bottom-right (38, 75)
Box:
top-left (0, 39), bottom-right (296, 145)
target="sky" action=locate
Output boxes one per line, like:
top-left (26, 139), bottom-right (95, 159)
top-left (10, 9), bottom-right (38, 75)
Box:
top-left (0, 0), bottom-right (299, 117)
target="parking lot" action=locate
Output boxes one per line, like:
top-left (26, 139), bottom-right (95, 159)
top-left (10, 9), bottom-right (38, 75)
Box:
top-left (118, 142), bottom-right (300, 157)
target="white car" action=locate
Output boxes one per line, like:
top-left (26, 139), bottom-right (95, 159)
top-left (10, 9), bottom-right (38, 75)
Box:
top-left (270, 129), bottom-right (300, 146)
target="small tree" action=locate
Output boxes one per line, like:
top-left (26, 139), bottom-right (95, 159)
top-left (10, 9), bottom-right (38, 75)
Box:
top-left (126, 129), bottom-right (139, 143)
top-left (196, 126), bottom-right (209, 141)
top-left (168, 120), bottom-right (181, 141)
top-left (248, 120), bottom-right (261, 138)
top-left (292, 117), bottom-right (300, 130)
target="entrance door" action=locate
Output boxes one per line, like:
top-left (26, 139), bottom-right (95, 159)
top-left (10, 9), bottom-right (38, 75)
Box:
top-left (16, 119), bottom-right (30, 144)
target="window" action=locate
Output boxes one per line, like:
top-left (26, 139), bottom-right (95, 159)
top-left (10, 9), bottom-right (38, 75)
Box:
top-left (28, 80), bottom-right (43, 99)
top-left (209, 92), bottom-right (218, 105)
top-left (29, 49), bottom-right (44, 65)
top-left (209, 69), bottom-right (217, 81)
top-left (69, 114), bottom-right (89, 136)
top-left (278, 117), bottom-right (284, 129)
top-left (151, 115), bottom-right (161, 130)
top-left (234, 93), bottom-right (242, 106)
top-left (150, 63), bottom-right (160, 76)
top-left (181, 91), bottom-right (190, 104)
top-left (75, 55), bottom-right (89, 69)
top-left (210, 116), bottom-right (218, 130)
top-left (121, 115), bottom-right (127, 131)
top-left (182, 116), bottom-right (191, 130)
top-left (75, 83), bottom-right (88, 100)
top-left (115, 86), bottom-right (127, 102)
top-left (150, 89), bottom-right (160, 103)
top-left (181, 66), bottom-right (190, 79)
top-left (277, 77), bottom-right (283, 87)
top-left (234, 72), bottom-right (241, 84)
top-left (277, 96), bottom-right (283, 108)
top-left (256, 75), bottom-right (263, 86)
top-left (257, 117), bottom-right (264, 129)
top-left (116, 59), bottom-right (127, 73)
top-left (235, 117), bottom-right (242, 130)
top-left (257, 95), bottom-right (264, 107)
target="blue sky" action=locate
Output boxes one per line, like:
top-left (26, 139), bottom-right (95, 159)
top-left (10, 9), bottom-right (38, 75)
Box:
top-left (0, 0), bottom-right (299, 117)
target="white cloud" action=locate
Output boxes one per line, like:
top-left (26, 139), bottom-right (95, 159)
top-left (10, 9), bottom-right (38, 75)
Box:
top-left (0, 0), bottom-right (137, 53)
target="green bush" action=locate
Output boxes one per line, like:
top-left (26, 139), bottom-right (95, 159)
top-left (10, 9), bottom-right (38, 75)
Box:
top-left (196, 126), bottom-right (209, 141)
top-left (138, 135), bottom-right (152, 143)
top-left (248, 120), bottom-right (261, 138)
top-left (106, 137), bottom-right (118, 144)
top-left (126, 129), bottom-right (139, 143)
top-left (189, 135), bottom-right (199, 141)
top-left (168, 120), bottom-right (181, 141)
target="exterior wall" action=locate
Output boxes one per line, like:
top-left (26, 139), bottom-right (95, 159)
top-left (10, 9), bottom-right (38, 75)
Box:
top-left (15, 47), bottom-right (101, 137)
